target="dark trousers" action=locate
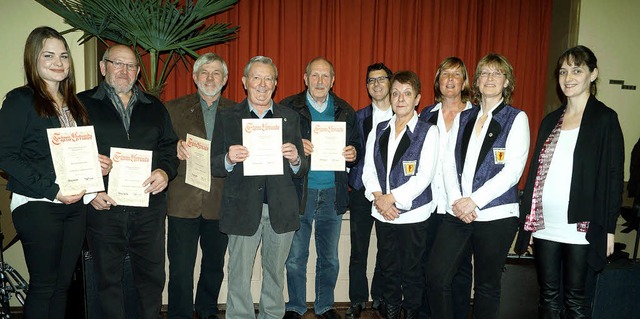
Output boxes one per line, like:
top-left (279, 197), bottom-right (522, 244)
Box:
top-left (420, 213), bottom-right (473, 319)
top-left (375, 218), bottom-right (429, 311)
top-left (87, 203), bottom-right (166, 319)
top-left (427, 214), bottom-right (517, 319)
top-left (348, 188), bottom-right (383, 304)
top-left (533, 238), bottom-right (595, 319)
top-left (167, 216), bottom-right (228, 319)
top-left (12, 201), bottom-right (85, 319)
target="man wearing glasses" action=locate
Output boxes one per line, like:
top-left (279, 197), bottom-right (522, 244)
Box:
top-left (345, 63), bottom-right (393, 318)
top-left (78, 44), bottom-right (179, 319)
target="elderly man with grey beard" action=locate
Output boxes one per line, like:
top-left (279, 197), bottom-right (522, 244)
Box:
top-left (165, 53), bottom-right (235, 319)
top-left (78, 44), bottom-right (179, 319)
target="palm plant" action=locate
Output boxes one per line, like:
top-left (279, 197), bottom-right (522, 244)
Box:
top-left (36, 0), bottom-right (239, 96)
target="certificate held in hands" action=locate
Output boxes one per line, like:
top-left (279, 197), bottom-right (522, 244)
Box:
top-left (108, 147), bottom-right (152, 207)
top-left (185, 134), bottom-right (211, 192)
top-left (310, 121), bottom-right (346, 171)
top-left (242, 118), bottom-right (283, 176)
top-left (47, 126), bottom-right (104, 196)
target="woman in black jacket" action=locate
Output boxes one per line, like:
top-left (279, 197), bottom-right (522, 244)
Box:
top-left (0, 26), bottom-right (108, 319)
top-left (521, 45), bottom-right (624, 318)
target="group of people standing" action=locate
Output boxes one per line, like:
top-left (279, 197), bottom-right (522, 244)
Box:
top-left (0, 25), bottom-right (624, 319)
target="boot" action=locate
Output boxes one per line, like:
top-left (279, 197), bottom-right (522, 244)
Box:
top-left (385, 304), bottom-right (401, 319)
top-left (538, 305), bottom-right (561, 319)
top-left (403, 308), bottom-right (418, 319)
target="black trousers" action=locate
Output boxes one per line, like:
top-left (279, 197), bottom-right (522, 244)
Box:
top-left (167, 216), bottom-right (228, 319)
top-left (87, 202), bottom-right (166, 319)
top-left (533, 238), bottom-right (595, 319)
top-left (375, 218), bottom-right (429, 311)
top-left (348, 188), bottom-right (383, 304)
top-left (427, 214), bottom-right (517, 319)
top-left (420, 213), bottom-right (473, 319)
top-left (12, 201), bottom-right (86, 319)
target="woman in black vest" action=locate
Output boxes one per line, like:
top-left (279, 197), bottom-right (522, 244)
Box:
top-left (426, 54), bottom-right (530, 319)
top-left (362, 71), bottom-right (439, 319)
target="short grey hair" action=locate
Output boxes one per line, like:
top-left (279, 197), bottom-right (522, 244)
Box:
top-left (243, 56), bottom-right (278, 80)
top-left (193, 52), bottom-right (228, 77)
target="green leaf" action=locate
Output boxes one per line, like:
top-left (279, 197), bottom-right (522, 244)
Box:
top-left (35, 0), bottom-right (238, 97)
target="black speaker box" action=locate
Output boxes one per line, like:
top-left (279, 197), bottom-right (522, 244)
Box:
top-left (592, 260), bottom-right (640, 319)
top-left (499, 254), bottom-right (538, 319)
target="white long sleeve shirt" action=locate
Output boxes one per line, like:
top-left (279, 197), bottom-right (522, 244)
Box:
top-left (362, 112), bottom-right (439, 224)
top-left (426, 101), bottom-right (473, 215)
top-left (443, 100), bottom-right (530, 222)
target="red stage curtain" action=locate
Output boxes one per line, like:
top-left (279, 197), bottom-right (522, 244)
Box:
top-left (160, 0), bottom-right (553, 187)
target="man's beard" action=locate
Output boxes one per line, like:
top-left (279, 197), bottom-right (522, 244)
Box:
top-left (197, 82), bottom-right (222, 97)
top-left (108, 75), bottom-right (136, 94)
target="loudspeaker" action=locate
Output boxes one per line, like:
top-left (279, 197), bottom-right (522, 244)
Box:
top-left (592, 260), bottom-right (640, 319)
top-left (499, 255), bottom-right (538, 319)
top-left (83, 249), bottom-right (140, 319)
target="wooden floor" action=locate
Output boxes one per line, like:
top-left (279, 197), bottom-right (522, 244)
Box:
top-left (234, 307), bottom-right (384, 319)
top-left (192, 304), bottom-right (386, 318)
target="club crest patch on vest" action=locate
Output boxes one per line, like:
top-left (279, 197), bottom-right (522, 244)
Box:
top-left (493, 148), bottom-right (506, 164)
top-left (403, 161), bottom-right (417, 176)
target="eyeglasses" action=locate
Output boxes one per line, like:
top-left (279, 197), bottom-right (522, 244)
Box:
top-left (479, 71), bottom-right (505, 79)
top-left (367, 76), bottom-right (389, 85)
top-left (104, 59), bottom-right (138, 71)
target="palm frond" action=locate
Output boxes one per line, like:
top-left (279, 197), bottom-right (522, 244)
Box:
top-left (35, 0), bottom-right (239, 96)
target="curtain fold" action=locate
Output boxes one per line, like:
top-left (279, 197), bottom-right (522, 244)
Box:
top-left (161, 0), bottom-right (553, 187)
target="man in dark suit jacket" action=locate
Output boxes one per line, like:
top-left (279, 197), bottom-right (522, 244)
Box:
top-left (165, 53), bottom-right (235, 319)
top-left (78, 44), bottom-right (179, 319)
top-left (211, 56), bottom-right (308, 319)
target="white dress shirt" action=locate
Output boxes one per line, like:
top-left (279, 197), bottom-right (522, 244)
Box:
top-left (362, 112), bottom-right (439, 224)
top-left (428, 101), bottom-right (473, 215)
top-left (443, 100), bottom-right (530, 222)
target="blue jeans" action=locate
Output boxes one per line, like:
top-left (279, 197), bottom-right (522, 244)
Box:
top-left (285, 188), bottom-right (342, 315)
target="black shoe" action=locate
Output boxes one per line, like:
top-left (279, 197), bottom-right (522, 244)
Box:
top-left (345, 303), bottom-right (364, 318)
top-left (385, 304), bottom-right (401, 319)
top-left (317, 308), bottom-right (341, 319)
top-left (403, 308), bottom-right (418, 319)
top-left (373, 299), bottom-right (386, 316)
top-left (283, 310), bottom-right (303, 319)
